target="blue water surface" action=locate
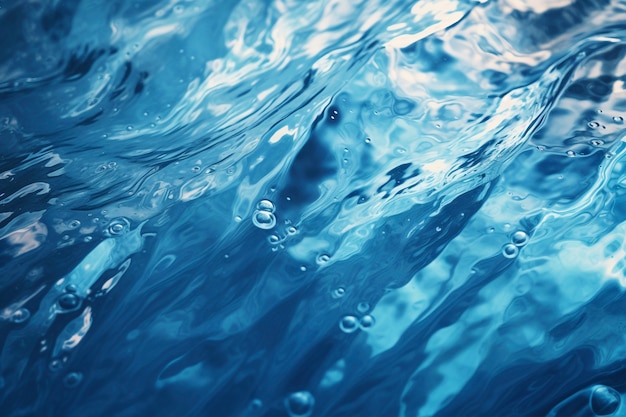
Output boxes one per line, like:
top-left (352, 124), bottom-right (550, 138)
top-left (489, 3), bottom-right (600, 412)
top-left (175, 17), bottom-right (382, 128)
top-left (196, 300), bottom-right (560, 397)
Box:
top-left (2, 0), bottom-right (626, 416)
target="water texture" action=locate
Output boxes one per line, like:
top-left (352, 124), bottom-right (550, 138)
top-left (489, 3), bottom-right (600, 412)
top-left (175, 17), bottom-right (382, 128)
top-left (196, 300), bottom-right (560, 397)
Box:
top-left (2, 0), bottom-right (626, 416)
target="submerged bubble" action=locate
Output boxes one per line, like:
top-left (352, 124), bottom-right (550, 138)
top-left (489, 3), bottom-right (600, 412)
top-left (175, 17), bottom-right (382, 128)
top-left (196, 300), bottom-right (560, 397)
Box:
top-left (267, 234), bottom-right (281, 244)
top-left (256, 199), bottom-right (275, 213)
top-left (252, 210), bottom-right (276, 230)
top-left (613, 116), bottom-right (624, 124)
top-left (68, 220), bottom-right (81, 229)
top-left (339, 315), bottom-right (359, 333)
top-left (502, 243), bottom-right (519, 259)
top-left (357, 302), bottom-right (370, 313)
top-left (511, 231), bottom-right (529, 246)
top-left (108, 217), bottom-right (130, 235)
top-left (57, 293), bottom-right (81, 311)
top-left (286, 225), bottom-right (298, 235)
top-left (332, 287), bottom-right (345, 299)
top-left (63, 372), bottom-right (83, 388)
top-left (285, 391), bottom-right (315, 417)
top-left (588, 121), bottom-right (601, 129)
top-left (359, 315), bottom-right (375, 330)
top-left (316, 253), bottom-right (330, 264)
top-left (10, 308), bottom-right (30, 324)
top-left (590, 385), bottom-right (620, 416)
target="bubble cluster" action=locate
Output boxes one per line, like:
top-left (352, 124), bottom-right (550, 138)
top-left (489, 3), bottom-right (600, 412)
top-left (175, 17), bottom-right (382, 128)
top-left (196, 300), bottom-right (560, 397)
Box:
top-left (252, 199), bottom-right (276, 230)
top-left (285, 391), bottom-right (315, 417)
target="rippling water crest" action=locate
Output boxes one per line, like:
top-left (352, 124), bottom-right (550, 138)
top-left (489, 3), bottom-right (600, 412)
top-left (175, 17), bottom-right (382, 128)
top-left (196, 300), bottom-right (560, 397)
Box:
top-left (2, 0), bottom-right (626, 416)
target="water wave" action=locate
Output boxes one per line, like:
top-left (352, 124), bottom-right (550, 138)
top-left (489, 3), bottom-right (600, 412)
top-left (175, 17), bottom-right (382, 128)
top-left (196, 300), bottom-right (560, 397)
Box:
top-left (2, 0), bottom-right (626, 416)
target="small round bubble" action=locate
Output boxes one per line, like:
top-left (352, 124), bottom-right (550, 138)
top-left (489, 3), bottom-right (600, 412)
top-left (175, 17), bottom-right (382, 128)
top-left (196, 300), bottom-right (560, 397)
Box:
top-left (286, 225), bottom-right (297, 235)
top-left (511, 231), bottom-right (529, 246)
top-left (108, 217), bottom-right (130, 235)
top-left (357, 302), bottom-right (370, 313)
top-left (359, 315), bottom-right (375, 330)
top-left (256, 199), bottom-right (275, 213)
top-left (68, 220), bottom-right (81, 229)
top-left (332, 287), bottom-right (345, 299)
top-left (590, 385), bottom-right (620, 416)
top-left (316, 254), bottom-right (330, 264)
top-left (613, 116), bottom-right (624, 124)
top-left (285, 391), bottom-right (315, 417)
top-left (63, 372), bottom-right (83, 388)
top-left (252, 210), bottom-right (276, 230)
top-left (10, 308), bottom-right (30, 324)
top-left (339, 315), bottom-right (359, 333)
top-left (267, 234), bottom-right (281, 244)
top-left (502, 243), bottom-right (519, 259)
top-left (57, 293), bottom-right (81, 311)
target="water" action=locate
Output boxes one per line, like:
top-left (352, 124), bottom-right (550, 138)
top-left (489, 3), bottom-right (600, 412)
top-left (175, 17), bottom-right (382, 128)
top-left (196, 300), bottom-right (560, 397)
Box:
top-left (2, 0), bottom-right (626, 416)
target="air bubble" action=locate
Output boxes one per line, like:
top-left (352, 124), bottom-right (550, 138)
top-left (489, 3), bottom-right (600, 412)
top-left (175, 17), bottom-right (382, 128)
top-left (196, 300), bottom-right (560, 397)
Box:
top-left (285, 391), bottom-right (315, 417)
top-left (108, 217), bottom-right (130, 235)
top-left (339, 315), bottom-right (359, 333)
top-left (332, 287), bottom-right (345, 299)
top-left (591, 139), bottom-right (605, 147)
top-left (256, 199), bottom-right (275, 213)
top-left (268, 234), bottom-right (281, 244)
top-left (10, 308), bottom-right (30, 324)
top-left (300, 265), bottom-right (307, 272)
top-left (590, 385), bottom-right (620, 416)
top-left (502, 243), bottom-right (519, 259)
top-left (357, 302), bottom-right (370, 313)
top-left (566, 150), bottom-right (576, 157)
top-left (613, 116), bottom-right (624, 124)
top-left (511, 231), bottom-right (529, 246)
top-left (286, 225), bottom-right (298, 235)
top-left (57, 293), bottom-right (81, 311)
top-left (588, 121), bottom-right (601, 129)
top-left (63, 372), bottom-right (83, 388)
top-left (68, 220), bottom-right (81, 229)
top-left (252, 210), bottom-right (276, 230)
top-left (359, 315), bottom-right (375, 330)
top-left (316, 254), bottom-right (330, 264)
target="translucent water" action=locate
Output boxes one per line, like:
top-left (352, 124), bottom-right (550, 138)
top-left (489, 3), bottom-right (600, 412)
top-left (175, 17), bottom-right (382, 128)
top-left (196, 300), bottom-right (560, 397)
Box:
top-left (2, 0), bottom-right (626, 416)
